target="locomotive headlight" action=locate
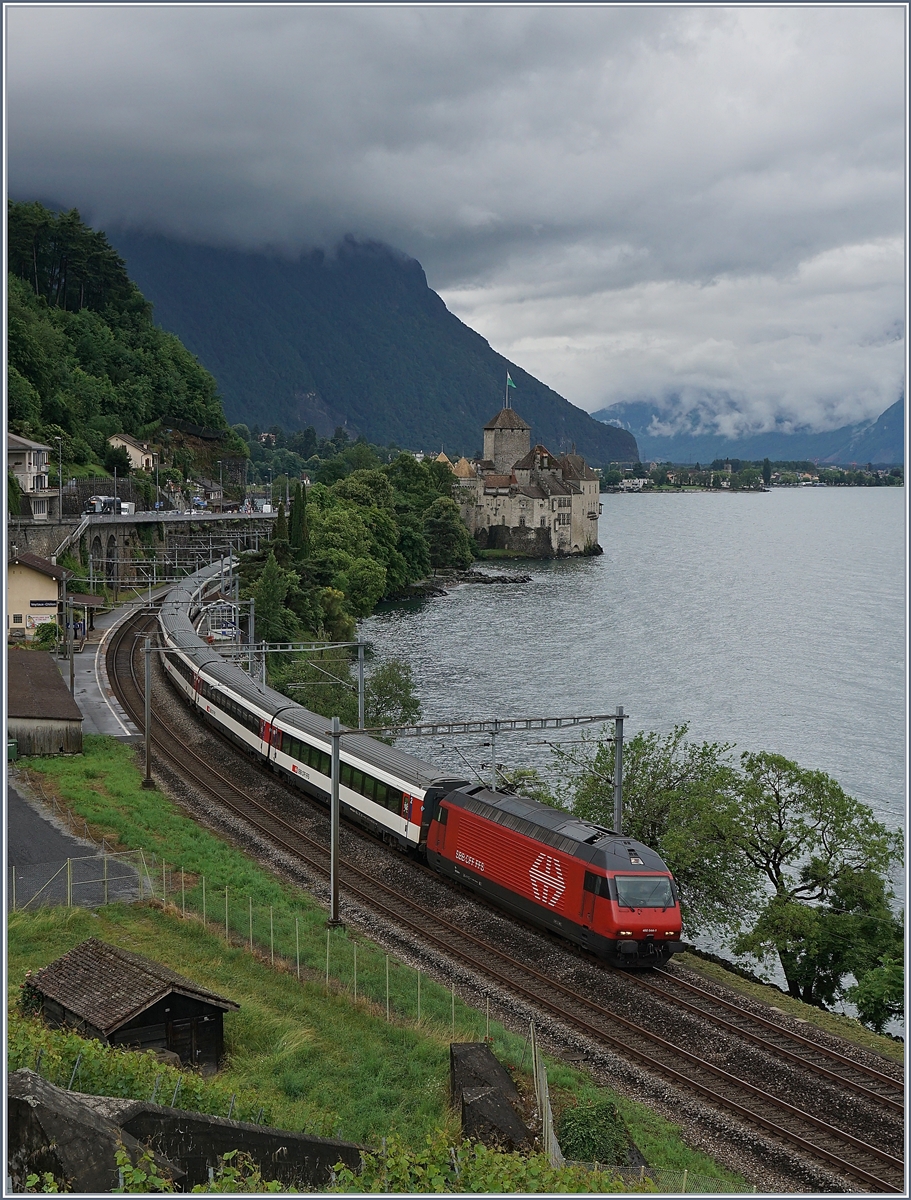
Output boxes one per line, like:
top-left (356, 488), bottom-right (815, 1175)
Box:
top-left (619, 930), bottom-right (633, 936)
top-left (665, 931), bottom-right (677, 936)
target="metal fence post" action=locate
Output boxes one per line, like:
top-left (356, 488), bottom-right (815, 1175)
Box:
top-left (11, 865), bottom-right (15, 911)
top-left (295, 917), bottom-right (300, 980)
top-left (385, 955), bottom-right (390, 1021)
top-left (270, 906), bottom-right (274, 966)
top-left (202, 876), bottom-right (206, 924)
top-left (66, 859), bottom-right (72, 907)
top-left (353, 942), bottom-right (357, 1003)
top-left (249, 896), bottom-right (253, 951)
top-left (225, 887), bottom-right (229, 942)
top-left (103, 853), bottom-right (108, 906)
top-left (417, 969), bottom-right (421, 1024)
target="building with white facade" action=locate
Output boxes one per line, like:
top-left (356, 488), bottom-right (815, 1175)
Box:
top-left (8, 434), bottom-right (58, 520)
top-left (457, 405), bottom-right (602, 556)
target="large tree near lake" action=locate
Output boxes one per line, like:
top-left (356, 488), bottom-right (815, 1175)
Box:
top-left (561, 728), bottom-right (903, 1026)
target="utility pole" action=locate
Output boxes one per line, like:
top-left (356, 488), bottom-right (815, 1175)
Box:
top-left (68, 601), bottom-right (75, 695)
top-left (613, 705), bottom-right (625, 834)
top-left (358, 643), bottom-right (365, 730)
top-left (142, 637), bottom-right (155, 789)
top-left (328, 716), bottom-right (343, 927)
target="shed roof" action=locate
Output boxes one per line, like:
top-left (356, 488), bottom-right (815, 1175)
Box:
top-left (33, 939), bottom-right (239, 1035)
top-left (483, 407), bottom-right (531, 432)
top-left (6, 651), bottom-right (84, 722)
top-left (8, 552), bottom-right (69, 582)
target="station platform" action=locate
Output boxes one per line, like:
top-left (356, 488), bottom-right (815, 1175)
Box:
top-left (50, 595), bottom-right (166, 740)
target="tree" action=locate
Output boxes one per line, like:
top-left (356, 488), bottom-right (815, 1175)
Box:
top-left (8, 471), bottom-right (22, 516)
top-left (731, 751), bottom-right (903, 1006)
top-left (365, 660), bottom-right (422, 739)
top-left (762, 457), bottom-right (772, 486)
top-left (273, 501), bottom-right (288, 543)
top-left (289, 481), bottom-right (308, 555)
top-left (423, 497), bottom-right (474, 569)
top-left (252, 550), bottom-right (302, 644)
top-left (558, 725), bottom-right (757, 937)
top-left (847, 949), bottom-right (904, 1034)
top-left (104, 444), bottom-right (131, 476)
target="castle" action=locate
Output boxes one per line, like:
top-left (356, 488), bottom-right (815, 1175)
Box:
top-left (452, 404), bottom-right (602, 557)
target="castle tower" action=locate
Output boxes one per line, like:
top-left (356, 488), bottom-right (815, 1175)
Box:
top-left (483, 407), bottom-right (531, 474)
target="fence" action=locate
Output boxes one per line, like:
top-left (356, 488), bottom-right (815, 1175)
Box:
top-left (11, 774), bottom-right (756, 1193)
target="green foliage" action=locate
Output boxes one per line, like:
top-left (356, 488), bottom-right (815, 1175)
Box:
top-left (24, 1171), bottom-right (64, 1193)
top-left (273, 501), bottom-right (289, 543)
top-left (558, 725), bottom-right (755, 937)
top-left (423, 497), bottom-right (475, 569)
top-left (7, 203), bottom-right (226, 455)
top-left (13, 736), bottom-right (753, 1183)
top-left (113, 1143), bottom-right (174, 1193)
top-left (497, 767), bottom-right (556, 806)
top-left (328, 1131), bottom-right (644, 1194)
top-left (8, 470), bottom-right (22, 516)
top-left (190, 1151), bottom-right (291, 1192)
top-left (251, 551), bottom-right (303, 643)
top-left (364, 660), bottom-right (422, 738)
top-left (558, 730), bottom-right (903, 1026)
top-left (846, 951), bottom-right (904, 1034)
top-left (104, 444), bottom-right (131, 476)
top-left (33, 622), bottom-right (60, 650)
top-left (556, 1095), bottom-right (628, 1166)
top-left (289, 482), bottom-right (308, 555)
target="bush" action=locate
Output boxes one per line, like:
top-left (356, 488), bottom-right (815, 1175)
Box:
top-left (557, 1096), bottom-right (629, 1166)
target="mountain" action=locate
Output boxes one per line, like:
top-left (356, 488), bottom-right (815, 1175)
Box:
top-left (109, 232), bottom-right (637, 466)
top-left (593, 398), bottom-right (904, 466)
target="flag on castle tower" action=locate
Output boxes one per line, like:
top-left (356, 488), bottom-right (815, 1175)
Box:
top-left (506, 372), bottom-right (516, 389)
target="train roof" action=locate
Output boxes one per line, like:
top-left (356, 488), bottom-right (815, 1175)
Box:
top-left (159, 572), bottom-right (463, 792)
top-left (444, 784), bottom-right (670, 873)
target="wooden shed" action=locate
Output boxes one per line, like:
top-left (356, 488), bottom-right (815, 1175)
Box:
top-left (31, 939), bottom-right (239, 1073)
top-left (7, 650), bottom-right (83, 755)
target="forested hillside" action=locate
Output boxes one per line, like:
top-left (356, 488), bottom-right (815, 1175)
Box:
top-left (7, 201), bottom-right (228, 465)
top-left (111, 231), bottom-right (639, 466)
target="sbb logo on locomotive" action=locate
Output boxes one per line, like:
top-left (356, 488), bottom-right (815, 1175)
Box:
top-left (529, 853), bottom-right (566, 907)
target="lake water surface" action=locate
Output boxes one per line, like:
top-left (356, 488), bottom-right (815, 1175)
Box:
top-left (363, 488), bottom-right (905, 845)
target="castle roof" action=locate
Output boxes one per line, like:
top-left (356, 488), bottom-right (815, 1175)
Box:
top-left (453, 457), bottom-right (476, 479)
top-left (513, 444), bottom-right (561, 471)
top-left (483, 407), bottom-right (531, 432)
top-left (482, 474), bottom-right (516, 488)
top-left (434, 451), bottom-right (453, 467)
top-left (559, 453), bottom-right (599, 481)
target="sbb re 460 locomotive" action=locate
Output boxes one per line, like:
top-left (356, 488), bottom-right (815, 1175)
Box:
top-left (427, 784), bottom-right (683, 967)
top-left (160, 568), bottom-right (684, 969)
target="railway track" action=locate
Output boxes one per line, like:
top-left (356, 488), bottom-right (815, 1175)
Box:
top-left (108, 605), bottom-right (905, 1193)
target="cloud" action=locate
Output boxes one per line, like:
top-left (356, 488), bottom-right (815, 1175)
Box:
top-left (5, 5), bottom-right (904, 428)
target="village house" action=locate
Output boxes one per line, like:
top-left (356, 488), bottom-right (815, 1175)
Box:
top-left (7, 552), bottom-right (68, 640)
top-left (456, 405), bottom-right (602, 556)
top-left (107, 433), bottom-right (159, 472)
top-left (8, 433), bottom-right (58, 520)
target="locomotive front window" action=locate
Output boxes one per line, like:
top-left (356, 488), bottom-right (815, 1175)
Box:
top-left (615, 875), bottom-right (675, 909)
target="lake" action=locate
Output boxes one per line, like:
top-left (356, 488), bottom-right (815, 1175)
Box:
top-left (361, 487), bottom-right (906, 914)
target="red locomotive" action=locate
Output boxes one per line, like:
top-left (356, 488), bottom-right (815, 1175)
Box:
top-left (427, 783), bottom-right (684, 967)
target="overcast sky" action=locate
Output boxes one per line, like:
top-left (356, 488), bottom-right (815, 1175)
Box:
top-left (5, 5), bottom-right (906, 434)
